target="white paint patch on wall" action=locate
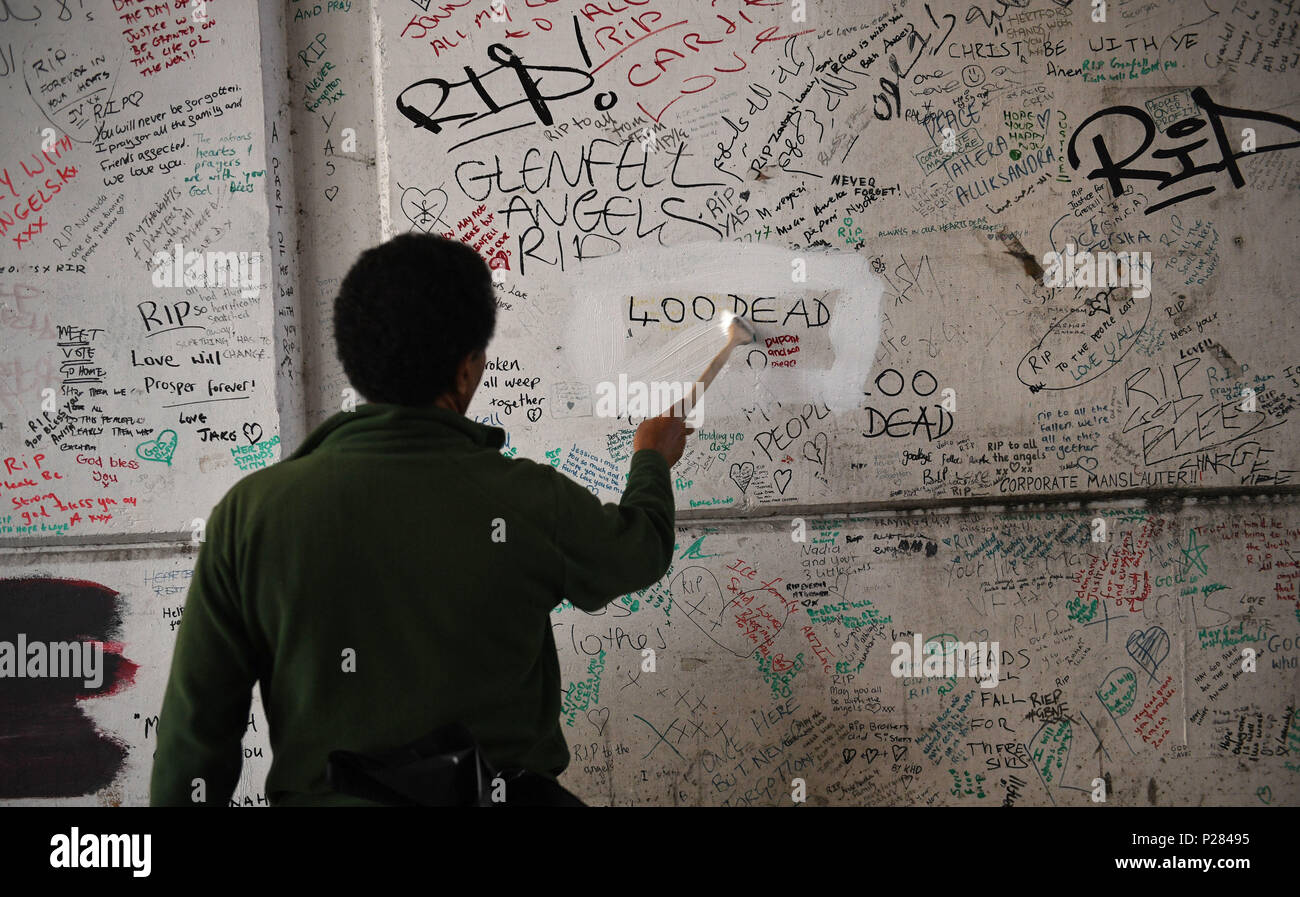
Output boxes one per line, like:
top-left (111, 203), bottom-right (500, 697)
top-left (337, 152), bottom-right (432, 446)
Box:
top-left (566, 244), bottom-right (883, 416)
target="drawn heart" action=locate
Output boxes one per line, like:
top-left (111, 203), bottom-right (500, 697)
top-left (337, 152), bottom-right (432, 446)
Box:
top-left (842, 748), bottom-right (856, 764)
top-left (1077, 455), bottom-right (1099, 471)
top-left (739, 190), bottom-right (750, 201)
top-left (802, 432), bottom-right (828, 467)
top-left (900, 774), bottom-right (914, 786)
top-left (242, 422), bottom-right (263, 445)
top-left (674, 564), bottom-right (792, 660)
top-left (1086, 291), bottom-right (1112, 315)
top-left (526, 407), bottom-right (542, 423)
top-left (773, 468), bottom-right (792, 494)
top-left (567, 401), bottom-right (575, 410)
top-left (587, 706), bottom-right (610, 735)
top-left (865, 748), bottom-right (880, 764)
top-left (324, 185), bottom-right (339, 202)
top-left (23, 42), bottom-right (122, 143)
top-left (729, 461), bottom-right (755, 493)
top-left (1009, 148), bottom-right (1022, 161)
top-left (972, 629), bottom-right (990, 642)
top-left (400, 186), bottom-right (447, 232)
top-left (891, 744), bottom-right (908, 762)
top-left (1256, 786), bottom-right (1272, 804)
top-left (1126, 627), bottom-right (1170, 679)
top-left (136, 429), bottom-right (178, 466)
top-left (1008, 460), bottom-right (1023, 472)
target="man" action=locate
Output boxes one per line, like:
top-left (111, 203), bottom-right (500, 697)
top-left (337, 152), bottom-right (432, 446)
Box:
top-left (150, 233), bottom-right (687, 806)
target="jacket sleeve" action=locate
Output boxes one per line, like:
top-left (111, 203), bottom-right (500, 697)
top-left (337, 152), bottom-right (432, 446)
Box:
top-left (551, 448), bottom-right (676, 611)
top-left (150, 493), bottom-right (258, 806)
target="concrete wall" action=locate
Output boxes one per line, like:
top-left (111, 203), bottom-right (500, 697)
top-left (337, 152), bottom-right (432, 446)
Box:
top-left (2, 0), bottom-right (1297, 805)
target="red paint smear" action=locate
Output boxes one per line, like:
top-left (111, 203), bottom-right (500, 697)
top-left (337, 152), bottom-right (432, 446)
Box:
top-left (76, 640), bottom-right (138, 701)
top-left (44, 576), bottom-right (121, 596)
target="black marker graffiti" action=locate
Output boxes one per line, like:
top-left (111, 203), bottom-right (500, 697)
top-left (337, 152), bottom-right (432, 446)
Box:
top-left (1068, 87), bottom-right (1300, 215)
top-left (395, 43), bottom-right (609, 153)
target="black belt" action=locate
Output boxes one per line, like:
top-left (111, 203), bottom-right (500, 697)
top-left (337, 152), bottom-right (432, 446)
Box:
top-left (326, 723), bottom-right (586, 807)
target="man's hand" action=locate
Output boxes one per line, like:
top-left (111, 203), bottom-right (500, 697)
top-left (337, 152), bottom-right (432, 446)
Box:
top-left (634, 413), bottom-right (691, 466)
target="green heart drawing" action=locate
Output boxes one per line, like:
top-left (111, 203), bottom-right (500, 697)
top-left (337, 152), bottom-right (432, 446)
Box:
top-left (136, 429), bottom-right (179, 466)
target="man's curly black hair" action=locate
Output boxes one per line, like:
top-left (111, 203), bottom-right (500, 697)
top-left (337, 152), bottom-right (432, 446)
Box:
top-left (333, 233), bottom-right (496, 406)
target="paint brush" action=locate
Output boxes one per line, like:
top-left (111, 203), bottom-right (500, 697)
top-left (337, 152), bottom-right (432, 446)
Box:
top-left (674, 311), bottom-right (758, 419)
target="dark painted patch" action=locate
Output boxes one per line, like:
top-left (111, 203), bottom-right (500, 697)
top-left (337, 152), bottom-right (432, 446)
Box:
top-left (1211, 343), bottom-right (1244, 379)
top-left (995, 227), bottom-right (1044, 281)
top-left (1147, 777), bottom-right (1158, 804)
top-left (0, 578), bottom-right (136, 798)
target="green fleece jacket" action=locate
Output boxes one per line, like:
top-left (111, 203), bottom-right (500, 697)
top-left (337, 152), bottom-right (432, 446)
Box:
top-left (150, 403), bottom-right (674, 806)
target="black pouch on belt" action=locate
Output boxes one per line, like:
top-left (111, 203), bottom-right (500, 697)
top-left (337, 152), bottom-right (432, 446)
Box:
top-left (326, 723), bottom-right (585, 807)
